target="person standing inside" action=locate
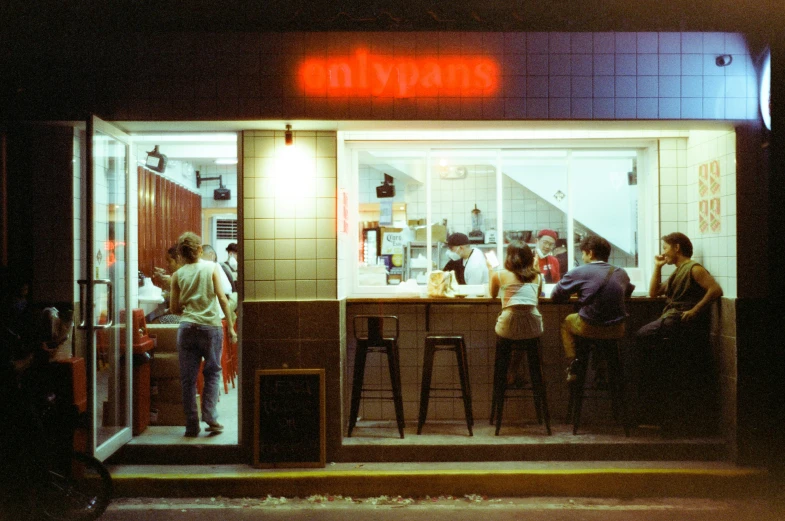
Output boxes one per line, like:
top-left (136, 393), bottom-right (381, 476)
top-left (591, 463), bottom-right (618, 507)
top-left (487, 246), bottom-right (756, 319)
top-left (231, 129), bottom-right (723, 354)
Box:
top-left (444, 232), bottom-right (488, 285)
top-left (202, 244), bottom-right (236, 315)
top-left (170, 232), bottom-right (237, 437)
top-left (224, 242), bottom-right (239, 290)
top-left (488, 241), bottom-right (543, 387)
top-left (550, 235), bottom-right (634, 382)
top-left (534, 229), bottom-right (561, 283)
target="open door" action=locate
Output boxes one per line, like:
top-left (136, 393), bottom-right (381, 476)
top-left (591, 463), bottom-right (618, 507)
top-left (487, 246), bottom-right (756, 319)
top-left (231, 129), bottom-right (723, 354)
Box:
top-left (78, 116), bottom-right (134, 461)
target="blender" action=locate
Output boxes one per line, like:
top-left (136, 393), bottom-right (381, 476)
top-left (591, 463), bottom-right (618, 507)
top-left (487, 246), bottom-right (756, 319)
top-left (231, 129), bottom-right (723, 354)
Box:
top-left (468, 204), bottom-right (484, 243)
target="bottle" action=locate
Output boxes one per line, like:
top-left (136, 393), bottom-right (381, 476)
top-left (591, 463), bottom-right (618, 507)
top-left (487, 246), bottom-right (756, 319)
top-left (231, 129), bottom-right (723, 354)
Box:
top-left (468, 204), bottom-right (484, 243)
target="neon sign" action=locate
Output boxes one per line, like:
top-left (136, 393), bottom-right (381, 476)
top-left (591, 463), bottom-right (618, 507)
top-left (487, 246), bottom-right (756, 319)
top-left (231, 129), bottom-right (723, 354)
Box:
top-left (299, 50), bottom-right (499, 98)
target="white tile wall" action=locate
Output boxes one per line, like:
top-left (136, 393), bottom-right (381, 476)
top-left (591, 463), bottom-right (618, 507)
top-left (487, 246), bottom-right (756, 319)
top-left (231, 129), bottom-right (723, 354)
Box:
top-left (242, 130), bottom-right (337, 301)
top-left (686, 130), bottom-right (738, 297)
top-left (655, 130), bottom-right (737, 297)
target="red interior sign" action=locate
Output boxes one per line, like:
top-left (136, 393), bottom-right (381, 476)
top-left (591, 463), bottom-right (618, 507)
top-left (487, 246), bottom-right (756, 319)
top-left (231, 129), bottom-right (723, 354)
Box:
top-left (299, 50), bottom-right (499, 98)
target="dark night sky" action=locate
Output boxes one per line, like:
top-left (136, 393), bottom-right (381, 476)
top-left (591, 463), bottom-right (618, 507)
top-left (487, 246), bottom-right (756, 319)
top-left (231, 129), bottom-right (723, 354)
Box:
top-left (0, 1), bottom-right (781, 34)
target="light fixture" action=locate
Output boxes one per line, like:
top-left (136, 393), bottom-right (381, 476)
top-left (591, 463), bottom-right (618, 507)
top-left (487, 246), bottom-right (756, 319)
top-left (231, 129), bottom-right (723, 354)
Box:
top-left (285, 124), bottom-right (293, 146)
top-left (553, 190), bottom-right (565, 202)
top-left (145, 145), bottom-right (168, 173)
top-left (214, 158), bottom-right (238, 165)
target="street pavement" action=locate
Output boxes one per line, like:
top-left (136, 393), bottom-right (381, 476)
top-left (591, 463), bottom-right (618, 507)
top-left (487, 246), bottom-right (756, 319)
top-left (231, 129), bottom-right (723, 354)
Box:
top-left (101, 495), bottom-right (785, 520)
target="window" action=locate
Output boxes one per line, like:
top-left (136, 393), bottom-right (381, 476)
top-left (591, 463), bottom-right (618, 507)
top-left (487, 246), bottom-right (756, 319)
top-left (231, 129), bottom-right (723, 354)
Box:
top-left (350, 142), bottom-right (643, 294)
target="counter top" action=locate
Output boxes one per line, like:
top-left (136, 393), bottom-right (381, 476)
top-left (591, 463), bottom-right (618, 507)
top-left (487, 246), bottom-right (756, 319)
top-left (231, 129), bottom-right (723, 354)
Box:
top-left (347, 296), bottom-right (662, 304)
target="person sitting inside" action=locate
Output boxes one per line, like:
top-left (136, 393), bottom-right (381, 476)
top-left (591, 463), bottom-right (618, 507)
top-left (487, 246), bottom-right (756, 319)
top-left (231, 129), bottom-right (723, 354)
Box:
top-left (443, 232), bottom-right (488, 285)
top-left (550, 235), bottom-right (635, 383)
top-left (634, 232), bottom-right (722, 434)
top-left (534, 229), bottom-right (561, 283)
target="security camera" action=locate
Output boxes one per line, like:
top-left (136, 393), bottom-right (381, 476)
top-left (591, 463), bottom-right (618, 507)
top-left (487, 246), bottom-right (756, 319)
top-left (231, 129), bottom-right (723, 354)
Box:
top-left (715, 54), bottom-right (733, 67)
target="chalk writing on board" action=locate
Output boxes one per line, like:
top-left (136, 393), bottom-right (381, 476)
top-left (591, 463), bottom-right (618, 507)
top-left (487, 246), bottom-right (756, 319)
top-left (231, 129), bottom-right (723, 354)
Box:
top-left (254, 369), bottom-right (325, 468)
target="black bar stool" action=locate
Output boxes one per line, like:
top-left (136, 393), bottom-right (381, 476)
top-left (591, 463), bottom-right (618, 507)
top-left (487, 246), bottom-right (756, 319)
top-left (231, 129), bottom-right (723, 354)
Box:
top-left (491, 337), bottom-right (551, 435)
top-left (643, 327), bottom-right (717, 437)
top-left (417, 335), bottom-right (474, 436)
top-left (566, 337), bottom-right (630, 436)
top-left (347, 315), bottom-right (405, 438)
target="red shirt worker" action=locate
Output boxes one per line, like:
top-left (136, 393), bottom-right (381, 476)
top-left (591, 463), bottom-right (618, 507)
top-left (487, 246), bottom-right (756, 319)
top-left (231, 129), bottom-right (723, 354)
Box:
top-left (535, 229), bottom-right (561, 283)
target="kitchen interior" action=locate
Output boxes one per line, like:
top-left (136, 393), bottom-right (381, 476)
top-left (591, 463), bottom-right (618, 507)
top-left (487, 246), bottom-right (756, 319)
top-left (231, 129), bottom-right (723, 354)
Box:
top-left (127, 132), bottom-right (240, 446)
top-left (355, 145), bottom-right (643, 296)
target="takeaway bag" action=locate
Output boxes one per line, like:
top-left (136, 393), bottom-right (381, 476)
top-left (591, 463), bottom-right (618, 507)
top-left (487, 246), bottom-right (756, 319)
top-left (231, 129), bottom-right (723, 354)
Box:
top-left (427, 270), bottom-right (459, 298)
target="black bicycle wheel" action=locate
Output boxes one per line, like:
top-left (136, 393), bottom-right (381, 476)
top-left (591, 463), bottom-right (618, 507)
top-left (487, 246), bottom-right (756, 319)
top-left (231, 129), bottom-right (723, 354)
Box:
top-left (34, 451), bottom-right (113, 521)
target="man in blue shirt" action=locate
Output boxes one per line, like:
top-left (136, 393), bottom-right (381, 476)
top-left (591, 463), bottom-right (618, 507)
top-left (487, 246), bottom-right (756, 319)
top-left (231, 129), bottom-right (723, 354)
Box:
top-left (550, 235), bottom-right (634, 382)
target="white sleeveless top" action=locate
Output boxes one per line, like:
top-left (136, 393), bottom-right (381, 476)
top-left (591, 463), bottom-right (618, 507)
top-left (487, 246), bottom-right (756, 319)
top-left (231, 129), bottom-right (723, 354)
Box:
top-left (175, 260), bottom-right (222, 327)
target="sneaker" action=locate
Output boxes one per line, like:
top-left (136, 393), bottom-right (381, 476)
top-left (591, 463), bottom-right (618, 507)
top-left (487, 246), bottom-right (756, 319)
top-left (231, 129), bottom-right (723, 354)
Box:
top-left (565, 359), bottom-right (580, 383)
top-left (206, 422), bottom-right (224, 433)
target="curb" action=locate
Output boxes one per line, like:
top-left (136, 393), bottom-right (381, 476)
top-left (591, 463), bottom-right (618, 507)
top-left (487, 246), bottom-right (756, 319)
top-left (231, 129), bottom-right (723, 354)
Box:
top-left (112, 466), bottom-right (772, 499)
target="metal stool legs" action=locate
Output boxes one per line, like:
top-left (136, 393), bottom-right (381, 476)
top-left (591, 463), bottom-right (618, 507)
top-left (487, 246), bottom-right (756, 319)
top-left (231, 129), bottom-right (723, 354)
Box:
top-left (347, 338), bottom-right (370, 438)
top-left (566, 338), bottom-right (630, 436)
top-left (347, 315), bottom-right (405, 439)
top-left (417, 335), bottom-right (474, 436)
top-left (492, 338), bottom-right (551, 436)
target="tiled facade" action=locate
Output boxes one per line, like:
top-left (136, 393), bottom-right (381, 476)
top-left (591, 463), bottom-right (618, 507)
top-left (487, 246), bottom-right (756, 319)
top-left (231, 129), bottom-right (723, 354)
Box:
top-left (241, 130), bottom-right (338, 301)
top-left (102, 32), bottom-right (759, 122)
top-left (6, 28), bottom-right (772, 465)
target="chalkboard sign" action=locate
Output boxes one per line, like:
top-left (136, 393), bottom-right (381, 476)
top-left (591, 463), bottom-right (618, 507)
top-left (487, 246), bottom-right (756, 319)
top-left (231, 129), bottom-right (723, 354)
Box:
top-left (254, 369), bottom-right (326, 468)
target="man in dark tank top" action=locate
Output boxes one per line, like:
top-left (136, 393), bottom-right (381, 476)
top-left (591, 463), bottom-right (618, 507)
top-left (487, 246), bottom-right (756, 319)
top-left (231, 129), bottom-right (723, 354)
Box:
top-left (634, 232), bottom-right (723, 435)
top-left (638, 232), bottom-right (723, 339)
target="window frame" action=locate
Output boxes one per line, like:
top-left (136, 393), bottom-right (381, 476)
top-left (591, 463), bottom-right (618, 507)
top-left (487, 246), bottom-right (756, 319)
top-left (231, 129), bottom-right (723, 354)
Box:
top-left (345, 139), bottom-right (655, 297)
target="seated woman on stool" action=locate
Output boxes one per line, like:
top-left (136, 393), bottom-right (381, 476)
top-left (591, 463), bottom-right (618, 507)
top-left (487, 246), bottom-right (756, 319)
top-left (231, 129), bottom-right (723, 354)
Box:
top-left (488, 241), bottom-right (543, 387)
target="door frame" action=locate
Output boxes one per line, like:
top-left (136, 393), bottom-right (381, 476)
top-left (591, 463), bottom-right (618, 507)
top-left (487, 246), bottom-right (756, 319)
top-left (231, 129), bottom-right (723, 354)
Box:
top-left (84, 115), bottom-right (135, 461)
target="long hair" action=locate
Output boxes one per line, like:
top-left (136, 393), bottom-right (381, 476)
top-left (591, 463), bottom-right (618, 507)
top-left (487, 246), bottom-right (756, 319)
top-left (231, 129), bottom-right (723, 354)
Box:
top-left (504, 241), bottom-right (538, 283)
top-left (177, 232), bottom-right (202, 263)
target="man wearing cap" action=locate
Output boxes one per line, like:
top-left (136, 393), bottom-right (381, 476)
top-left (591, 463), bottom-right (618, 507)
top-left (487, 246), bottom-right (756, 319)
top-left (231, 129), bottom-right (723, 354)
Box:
top-left (444, 233), bottom-right (489, 285)
top-left (535, 229), bottom-right (561, 283)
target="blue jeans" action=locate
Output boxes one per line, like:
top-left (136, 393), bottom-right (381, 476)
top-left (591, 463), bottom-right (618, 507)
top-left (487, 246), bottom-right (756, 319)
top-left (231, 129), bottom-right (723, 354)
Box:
top-left (177, 322), bottom-right (223, 432)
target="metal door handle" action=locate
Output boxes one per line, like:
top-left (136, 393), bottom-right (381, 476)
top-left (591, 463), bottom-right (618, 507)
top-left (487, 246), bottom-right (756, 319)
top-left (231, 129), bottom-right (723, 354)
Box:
top-left (76, 279), bottom-right (114, 329)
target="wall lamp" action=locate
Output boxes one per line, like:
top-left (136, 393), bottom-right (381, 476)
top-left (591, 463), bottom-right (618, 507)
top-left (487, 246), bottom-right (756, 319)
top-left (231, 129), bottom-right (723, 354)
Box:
top-left (285, 124), bottom-right (293, 146)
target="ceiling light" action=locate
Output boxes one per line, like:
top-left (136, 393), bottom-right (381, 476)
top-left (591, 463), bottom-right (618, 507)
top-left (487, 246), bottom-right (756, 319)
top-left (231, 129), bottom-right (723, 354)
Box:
top-left (215, 158), bottom-right (238, 165)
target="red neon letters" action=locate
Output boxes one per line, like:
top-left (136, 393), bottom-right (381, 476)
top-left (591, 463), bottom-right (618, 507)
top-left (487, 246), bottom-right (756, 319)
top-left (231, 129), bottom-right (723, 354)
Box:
top-left (299, 50), bottom-right (499, 98)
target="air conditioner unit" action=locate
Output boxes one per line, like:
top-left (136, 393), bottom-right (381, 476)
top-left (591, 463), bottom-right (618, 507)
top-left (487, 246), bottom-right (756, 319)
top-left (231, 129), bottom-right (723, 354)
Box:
top-left (210, 215), bottom-right (237, 256)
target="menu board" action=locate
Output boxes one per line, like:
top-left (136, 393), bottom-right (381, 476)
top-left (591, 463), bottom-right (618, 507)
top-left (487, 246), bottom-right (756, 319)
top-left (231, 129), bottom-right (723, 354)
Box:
top-left (253, 369), bottom-right (325, 468)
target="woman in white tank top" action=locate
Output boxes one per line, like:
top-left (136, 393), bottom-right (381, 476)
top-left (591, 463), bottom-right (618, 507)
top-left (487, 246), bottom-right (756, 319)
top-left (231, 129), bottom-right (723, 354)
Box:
top-left (170, 232), bottom-right (237, 437)
top-left (488, 241), bottom-right (543, 386)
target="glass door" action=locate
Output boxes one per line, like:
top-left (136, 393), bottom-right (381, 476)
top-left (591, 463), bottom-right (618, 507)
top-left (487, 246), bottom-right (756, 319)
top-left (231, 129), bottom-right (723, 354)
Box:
top-left (79, 116), bottom-right (134, 460)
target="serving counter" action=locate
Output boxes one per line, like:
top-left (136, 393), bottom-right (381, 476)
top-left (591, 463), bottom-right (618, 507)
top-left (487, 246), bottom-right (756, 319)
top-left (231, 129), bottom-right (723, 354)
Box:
top-left (344, 295), bottom-right (665, 430)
